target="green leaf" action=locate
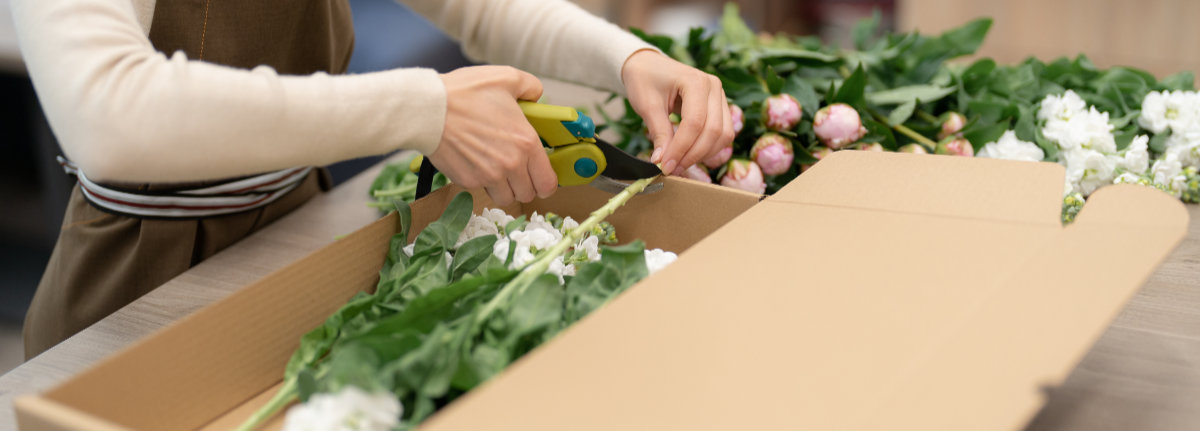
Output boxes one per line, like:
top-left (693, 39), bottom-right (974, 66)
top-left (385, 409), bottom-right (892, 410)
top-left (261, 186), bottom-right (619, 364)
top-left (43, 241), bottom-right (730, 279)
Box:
top-left (629, 27), bottom-right (674, 53)
top-left (564, 241), bottom-right (649, 324)
top-left (939, 18), bottom-right (992, 57)
top-left (414, 192), bottom-right (474, 257)
top-left (852, 9), bottom-right (882, 51)
top-left (715, 3), bottom-right (756, 49)
top-left (748, 46), bottom-right (839, 63)
top-left (449, 235), bottom-right (499, 280)
top-left (859, 117), bottom-right (897, 150)
top-left (1159, 71), bottom-right (1195, 91)
top-left (963, 121), bottom-right (1008, 149)
top-left (833, 65), bottom-right (867, 107)
top-left (888, 100), bottom-right (917, 126)
top-left (783, 74), bottom-right (821, 117)
top-left (961, 58), bottom-right (996, 94)
top-left (1150, 130), bottom-right (1172, 153)
top-left (866, 85), bottom-right (955, 105)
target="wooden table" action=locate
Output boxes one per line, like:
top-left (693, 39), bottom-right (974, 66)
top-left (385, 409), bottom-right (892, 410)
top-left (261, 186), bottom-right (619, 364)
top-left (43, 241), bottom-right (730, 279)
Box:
top-left (1, 136), bottom-right (1198, 430)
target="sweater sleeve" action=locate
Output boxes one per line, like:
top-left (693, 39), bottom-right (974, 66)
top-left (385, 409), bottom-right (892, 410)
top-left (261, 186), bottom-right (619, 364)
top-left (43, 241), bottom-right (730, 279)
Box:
top-left (400, 0), bottom-right (657, 96)
top-left (12, 0), bottom-right (448, 183)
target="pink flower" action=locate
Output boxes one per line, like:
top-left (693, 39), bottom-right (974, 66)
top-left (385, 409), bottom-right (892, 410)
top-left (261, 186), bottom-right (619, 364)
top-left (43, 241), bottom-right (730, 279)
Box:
top-left (813, 103), bottom-right (868, 149)
top-left (857, 142), bottom-right (884, 152)
top-left (898, 143), bottom-right (929, 154)
top-left (750, 133), bottom-right (795, 176)
top-left (720, 159), bottom-right (767, 194)
top-left (730, 103), bottom-right (745, 135)
top-left (936, 137), bottom-right (974, 157)
top-left (682, 164), bottom-right (712, 183)
top-left (800, 145), bottom-right (834, 172)
top-left (763, 94), bottom-right (802, 131)
top-left (703, 145), bottom-right (733, 169)
top-left (938, 112), bottom-right (966, 140)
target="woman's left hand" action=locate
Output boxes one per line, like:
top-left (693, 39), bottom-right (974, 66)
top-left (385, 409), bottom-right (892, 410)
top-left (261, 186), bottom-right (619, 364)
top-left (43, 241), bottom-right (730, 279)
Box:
top-left (621, 50), bottom-right (735, 176)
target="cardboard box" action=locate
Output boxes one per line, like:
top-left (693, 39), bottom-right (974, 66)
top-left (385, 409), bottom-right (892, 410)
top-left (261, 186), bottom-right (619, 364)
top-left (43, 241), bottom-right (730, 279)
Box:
top-left (15, 152), bottom-right (1190, 431)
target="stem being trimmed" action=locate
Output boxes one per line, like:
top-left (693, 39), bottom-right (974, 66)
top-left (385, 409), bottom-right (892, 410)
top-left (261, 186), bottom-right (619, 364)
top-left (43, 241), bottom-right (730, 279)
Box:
top-left (373, 183), bottom-right (417, 197)
top-left (474, 176), bottom-right (658, 325)
top-left (233, 377), bottom-right (298, 431)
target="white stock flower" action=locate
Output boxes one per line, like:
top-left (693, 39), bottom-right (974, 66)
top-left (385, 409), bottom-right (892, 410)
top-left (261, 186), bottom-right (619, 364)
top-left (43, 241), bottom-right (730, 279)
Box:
top-left (576, 235), bottom-right (601, 262)
top-left (481, 208), bottom-right (515, 229)
top-left (1042, 106), bottom-right (1115, 152)
top-left (1113, 172), bottom-right (1145, 185)
top-left (1150, 156), bottom-right (1187, 197)
top-left (1164, 128), bottom-right (1200, 168)
top-left (1060, 148), bottom-right (1118, 196)
top-left (282, 386), bottom-right (401, 431)
top-left (1117, 135), bottom-right (1151, 174)
top-left (455, 215), bottom-right (500, 248)
top-left (643, 249), bottom-right (678, 275)
top-left (560, 216), bottom-right (580, 232)
top-left (1139, 90), bottom-right (1200, 134)
top-left (1038, 90), bottom-right (1088, 123)
top-left (402, 243), bottom-right (415, 257)
top-left (547, 258), bottom-right (569, 283)
top-left (976, 130), bottom-right (1045, 162)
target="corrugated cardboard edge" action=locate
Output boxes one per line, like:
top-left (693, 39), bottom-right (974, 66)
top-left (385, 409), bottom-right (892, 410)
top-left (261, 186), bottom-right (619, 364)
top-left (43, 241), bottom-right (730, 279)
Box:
top-left (13, 396), bottom-right (128, 431)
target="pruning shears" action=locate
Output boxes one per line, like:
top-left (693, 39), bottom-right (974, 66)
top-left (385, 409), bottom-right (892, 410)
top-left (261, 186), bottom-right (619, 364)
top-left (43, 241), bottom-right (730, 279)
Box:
top-left (414, 101), bottom-right (663, 199)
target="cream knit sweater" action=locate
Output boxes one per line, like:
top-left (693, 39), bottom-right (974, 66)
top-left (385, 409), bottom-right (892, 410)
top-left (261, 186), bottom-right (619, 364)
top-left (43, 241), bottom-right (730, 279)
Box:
top-left (11, 0), bottom-right (653, 183)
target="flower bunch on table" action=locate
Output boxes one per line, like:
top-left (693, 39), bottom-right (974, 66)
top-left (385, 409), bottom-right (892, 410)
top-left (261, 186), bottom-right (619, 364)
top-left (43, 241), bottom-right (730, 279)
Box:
top-left (600, 3), bottom-right (1200, 224)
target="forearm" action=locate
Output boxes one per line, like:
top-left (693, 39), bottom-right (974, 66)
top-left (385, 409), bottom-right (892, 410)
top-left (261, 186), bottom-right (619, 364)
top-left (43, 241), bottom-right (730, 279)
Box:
top-left (15, 0), bottom-right (447, 183)
top-left (401, 0), bottom-right (655, 95)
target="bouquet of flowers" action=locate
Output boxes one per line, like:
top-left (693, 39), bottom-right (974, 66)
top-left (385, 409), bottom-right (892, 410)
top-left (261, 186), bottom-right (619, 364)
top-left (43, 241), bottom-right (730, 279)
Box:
top-left (599, 4), bottom-right (1200, 223)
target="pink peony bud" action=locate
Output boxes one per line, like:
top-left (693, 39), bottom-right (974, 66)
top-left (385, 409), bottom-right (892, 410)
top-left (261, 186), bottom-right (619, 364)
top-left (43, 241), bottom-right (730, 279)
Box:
top-left (682, 164), bottom-right (712, 184)
top-left (936, 137), bottom-right (974, 157)
top-left (763, 94), bottom-right (802, 132)
top-left (813, 103), bottom-right (868, 149)
top-left (857, 142), bottom-right (884, 152)
top-left (938, 112), bottom-right (966, 140)
top-left (750, 133), bottom-right (795, 176)
top-left (898, 143), bottom-right (929, 154)
top-left (703, 145), bottom-right (734, 169)
top-left (800, 145), bottom-right (834, 172)
top-left (730, 103), bottom-right (745, 135)
top-left (720, 159), bottom-right (767, 194)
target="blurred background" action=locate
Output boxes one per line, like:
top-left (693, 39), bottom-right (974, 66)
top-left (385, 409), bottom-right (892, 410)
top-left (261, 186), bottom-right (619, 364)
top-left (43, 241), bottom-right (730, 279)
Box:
top-left (1, 0), bottom-right (1197, 375)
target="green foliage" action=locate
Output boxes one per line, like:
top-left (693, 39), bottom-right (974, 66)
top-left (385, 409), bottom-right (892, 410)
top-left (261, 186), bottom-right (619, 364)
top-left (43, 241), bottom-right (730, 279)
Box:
top-left (260, 192), bottom-right (656, 429)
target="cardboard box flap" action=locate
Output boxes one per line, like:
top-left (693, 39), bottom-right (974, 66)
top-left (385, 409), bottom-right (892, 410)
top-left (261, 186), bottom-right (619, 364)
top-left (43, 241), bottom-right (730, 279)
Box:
top-left (418, 153), bottom-right (1188, 431)
top-left (777, 151), bottom-right (1064, 225)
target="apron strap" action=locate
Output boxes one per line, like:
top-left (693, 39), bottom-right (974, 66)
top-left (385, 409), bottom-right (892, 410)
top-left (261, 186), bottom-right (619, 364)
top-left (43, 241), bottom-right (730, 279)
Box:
top-left (58, 156), bottom-right (313, 219)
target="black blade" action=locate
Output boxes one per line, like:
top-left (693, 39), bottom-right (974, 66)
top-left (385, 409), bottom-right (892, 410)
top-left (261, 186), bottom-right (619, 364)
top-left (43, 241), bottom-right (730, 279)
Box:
top-left (595, 139), bottom-right (662, 180)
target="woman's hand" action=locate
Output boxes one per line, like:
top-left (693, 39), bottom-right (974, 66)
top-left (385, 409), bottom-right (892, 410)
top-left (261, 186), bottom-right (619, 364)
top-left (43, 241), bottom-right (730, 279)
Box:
top-left (621, 50), bottom-right (735, 176)
top-left (432, 66), bottom-right (558, 205)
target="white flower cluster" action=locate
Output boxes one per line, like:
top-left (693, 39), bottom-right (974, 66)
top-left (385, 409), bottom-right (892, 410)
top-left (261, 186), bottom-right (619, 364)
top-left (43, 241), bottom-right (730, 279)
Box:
top-left (976, 130), bottom-right (1044, 162)
top-left (282, 386), bottom-right (401, 431)
top-left (1036, 90), bottom-right (1152, 196)
top-left (1138, 90), bottom-right (1200, 197)
top-left (407, 208), bottom-right (677, 282)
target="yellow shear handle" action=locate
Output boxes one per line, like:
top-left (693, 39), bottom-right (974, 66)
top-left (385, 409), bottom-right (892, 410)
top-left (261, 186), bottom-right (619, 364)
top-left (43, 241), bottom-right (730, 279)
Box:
top-left (519, 101), bottom-right (606, 186)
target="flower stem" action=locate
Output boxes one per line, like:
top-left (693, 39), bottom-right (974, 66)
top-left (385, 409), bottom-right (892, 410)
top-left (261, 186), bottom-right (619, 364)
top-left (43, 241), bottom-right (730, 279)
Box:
top-left (915, 109), bottom-right (940, 124)
top-left (474, 176), bottom-right (658, 325)
top-left (233, 377), bottom-right (298, 431)
top-left (372, 183), bottom-right (417, 198)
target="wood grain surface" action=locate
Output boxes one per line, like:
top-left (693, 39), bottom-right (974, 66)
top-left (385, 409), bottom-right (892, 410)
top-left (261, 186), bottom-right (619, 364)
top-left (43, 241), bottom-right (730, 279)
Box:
top-left (1, 83), bottom-right (1198, 430)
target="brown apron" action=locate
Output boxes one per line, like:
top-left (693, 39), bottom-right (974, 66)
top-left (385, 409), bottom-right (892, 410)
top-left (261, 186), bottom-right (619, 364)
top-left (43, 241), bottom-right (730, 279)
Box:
top-left (24, 0), bottom-right (355, 358)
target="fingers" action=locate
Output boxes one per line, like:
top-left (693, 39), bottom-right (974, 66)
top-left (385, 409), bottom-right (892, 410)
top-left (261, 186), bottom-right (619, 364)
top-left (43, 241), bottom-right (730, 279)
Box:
top-left (507, 67), bottom-right (544, 102)
top-left (637, 98), bottom-right (675, 165)
top-left (662, 75), bottom-right (712, 175)
top-left (527, 148), bottom-right (558, 199)
top-left (676, 79), bottom-right (731, 174)
top-left (484, 183), bottom-right (515, 206)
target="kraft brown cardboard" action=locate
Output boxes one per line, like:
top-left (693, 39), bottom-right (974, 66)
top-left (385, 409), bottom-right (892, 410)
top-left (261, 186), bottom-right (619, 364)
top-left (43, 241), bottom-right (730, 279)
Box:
top-left (14, 152), bottom-right (1189, 431)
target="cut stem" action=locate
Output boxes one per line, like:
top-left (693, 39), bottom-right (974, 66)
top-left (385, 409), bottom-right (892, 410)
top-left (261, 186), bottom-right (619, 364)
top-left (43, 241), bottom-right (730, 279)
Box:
top-left (233, 377), bottom-right (298, 431)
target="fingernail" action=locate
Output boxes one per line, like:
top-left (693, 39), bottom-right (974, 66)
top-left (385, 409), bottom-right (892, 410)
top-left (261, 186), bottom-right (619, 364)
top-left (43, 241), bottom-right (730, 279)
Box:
top-left (662, 159), bottom-right (677, 175)
top-left (651, 147), bottom-right (664, 163)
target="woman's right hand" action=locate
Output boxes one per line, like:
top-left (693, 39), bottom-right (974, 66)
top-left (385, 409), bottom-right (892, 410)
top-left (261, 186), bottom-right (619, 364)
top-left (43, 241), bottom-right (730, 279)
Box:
top-left (430, 66), bottom-right (558, 205)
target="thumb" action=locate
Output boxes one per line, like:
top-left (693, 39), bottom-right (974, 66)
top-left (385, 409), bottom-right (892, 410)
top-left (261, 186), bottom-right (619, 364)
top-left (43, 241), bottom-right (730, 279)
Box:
top-left (508, 68), bottom-right (544, 102)
top-left (639, 101), bottom-right (675, 164)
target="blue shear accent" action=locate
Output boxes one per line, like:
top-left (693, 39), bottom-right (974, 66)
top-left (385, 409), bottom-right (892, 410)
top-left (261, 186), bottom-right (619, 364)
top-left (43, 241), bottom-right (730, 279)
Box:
top-left (561, 112), bottom-right (596, 139)
top-left (573, 158), bottom-right (599, 178)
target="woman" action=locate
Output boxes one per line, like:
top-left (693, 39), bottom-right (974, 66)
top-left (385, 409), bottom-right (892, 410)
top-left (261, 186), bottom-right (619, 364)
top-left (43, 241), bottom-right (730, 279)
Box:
top-left (13, 0), bottom-right (735, 358)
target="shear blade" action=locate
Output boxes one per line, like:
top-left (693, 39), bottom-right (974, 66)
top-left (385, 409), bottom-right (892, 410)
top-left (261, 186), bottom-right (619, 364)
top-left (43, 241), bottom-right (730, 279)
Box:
top-left (589, 175), bottom-right (663, 195)
top-left (595, 139), bottom-right (662, 180)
